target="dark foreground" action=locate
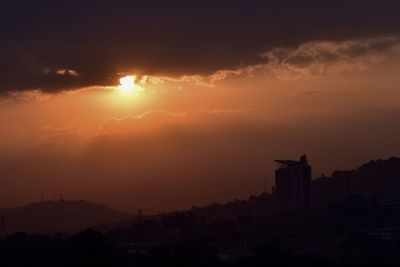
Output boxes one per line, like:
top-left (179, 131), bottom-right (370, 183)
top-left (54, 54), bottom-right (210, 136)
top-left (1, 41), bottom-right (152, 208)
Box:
top-left (1, 204), bottom-right (399, 267)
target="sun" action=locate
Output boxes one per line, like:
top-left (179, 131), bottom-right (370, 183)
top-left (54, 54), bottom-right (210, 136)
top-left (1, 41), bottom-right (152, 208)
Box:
top-left (118, 75), bottom-right (136, 94)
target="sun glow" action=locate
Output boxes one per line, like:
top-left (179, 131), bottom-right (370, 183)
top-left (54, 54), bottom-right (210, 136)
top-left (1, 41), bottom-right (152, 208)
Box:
top-left (118, 75), bottom-right (136, 94)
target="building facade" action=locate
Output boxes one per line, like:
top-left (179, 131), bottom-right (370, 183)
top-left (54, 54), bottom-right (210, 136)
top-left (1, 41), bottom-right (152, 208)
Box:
top-left (275, 155), bottom-right (311, 210)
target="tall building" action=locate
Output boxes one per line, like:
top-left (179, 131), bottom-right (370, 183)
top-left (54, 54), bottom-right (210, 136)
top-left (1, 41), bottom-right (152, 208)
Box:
top-left (275, 154), bottom-right (311, 210)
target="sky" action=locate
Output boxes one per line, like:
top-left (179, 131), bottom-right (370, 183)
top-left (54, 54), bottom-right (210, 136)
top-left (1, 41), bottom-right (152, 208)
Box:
top-left (1, 1), bottom-right (400, 213)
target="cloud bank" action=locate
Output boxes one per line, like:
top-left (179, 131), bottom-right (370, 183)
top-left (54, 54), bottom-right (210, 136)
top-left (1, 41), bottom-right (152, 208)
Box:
top-left (1, 0), bottom-right (400, 92)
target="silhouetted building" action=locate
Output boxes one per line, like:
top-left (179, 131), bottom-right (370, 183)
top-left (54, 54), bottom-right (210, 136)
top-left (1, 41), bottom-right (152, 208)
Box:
top-left (275, 155), bottom-right (311, 210)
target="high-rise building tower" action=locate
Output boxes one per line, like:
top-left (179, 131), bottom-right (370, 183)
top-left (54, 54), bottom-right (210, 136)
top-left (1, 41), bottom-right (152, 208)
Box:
top-left (275, 154), bottom-right (311, 210)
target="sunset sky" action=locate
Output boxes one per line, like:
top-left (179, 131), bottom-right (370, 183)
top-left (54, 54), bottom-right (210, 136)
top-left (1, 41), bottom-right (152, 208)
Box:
top-left (1, 1), bottom-right (400, 213)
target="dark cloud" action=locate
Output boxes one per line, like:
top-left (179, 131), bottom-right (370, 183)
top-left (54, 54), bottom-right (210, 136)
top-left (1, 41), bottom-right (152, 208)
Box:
top-left (1, 0), bottom-right (400, 92)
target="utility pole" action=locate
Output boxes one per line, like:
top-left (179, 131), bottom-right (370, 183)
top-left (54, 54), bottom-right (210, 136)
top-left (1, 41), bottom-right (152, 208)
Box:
top-left (138, 209), bottom-right (143, 224)
top-left (264, 178), bottom-right (267, 193)
top-left (0, 215), bottom-right (5, 238)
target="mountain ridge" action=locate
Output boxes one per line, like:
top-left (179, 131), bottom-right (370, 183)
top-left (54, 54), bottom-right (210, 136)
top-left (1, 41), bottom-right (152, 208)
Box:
top-left (0, 199), bottom-right (131, 234)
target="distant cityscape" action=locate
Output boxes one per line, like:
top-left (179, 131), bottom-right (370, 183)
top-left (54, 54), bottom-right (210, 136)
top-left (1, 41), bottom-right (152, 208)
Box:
top-left (1, 155), bottom-right (400, 266)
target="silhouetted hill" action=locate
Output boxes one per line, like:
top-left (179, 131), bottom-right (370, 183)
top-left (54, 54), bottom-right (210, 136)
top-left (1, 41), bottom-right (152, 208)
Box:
top-left (0, 199), bottom-right (130, 234)
top-left (188, 193), bottom-right (275, 222)
top-left (312, 156), bottom-right (400, 208)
